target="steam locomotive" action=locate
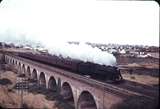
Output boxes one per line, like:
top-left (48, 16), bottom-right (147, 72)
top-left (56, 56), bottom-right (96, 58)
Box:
top-left (16, 52), bottom-right (123, 82)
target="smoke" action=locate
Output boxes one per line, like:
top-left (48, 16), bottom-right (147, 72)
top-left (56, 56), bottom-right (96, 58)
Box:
top-left (0, 33), bottom-right (117, 66)
top-left (0, 0), bottom-right (117, 66)
top-left (0, 30), bottom-right (117, 66)
top-left (46, 43), bottom-right (116, 66)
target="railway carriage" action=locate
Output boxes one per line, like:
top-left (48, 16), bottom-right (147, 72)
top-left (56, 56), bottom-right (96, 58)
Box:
top-left (8, 51), bottom-right (123, 82)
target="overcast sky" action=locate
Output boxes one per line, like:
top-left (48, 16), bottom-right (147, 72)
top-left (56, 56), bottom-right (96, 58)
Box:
top-left (0, 0), bottom-right (159, 46)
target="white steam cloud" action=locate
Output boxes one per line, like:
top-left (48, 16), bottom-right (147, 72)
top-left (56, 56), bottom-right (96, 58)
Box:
top-left (46, 43), bottom-right (117, 66)
top-left (0, 0), bottom-right (118, 66)
top-left (0, 33), bottom-right (117, 66)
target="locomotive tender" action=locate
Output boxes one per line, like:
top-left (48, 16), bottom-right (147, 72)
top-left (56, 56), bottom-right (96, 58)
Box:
top-left (16, 52), bottom-right (123, 82)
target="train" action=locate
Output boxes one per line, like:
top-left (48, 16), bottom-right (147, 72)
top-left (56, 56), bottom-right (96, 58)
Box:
top-left (13, 52), bottom-right (123, 82)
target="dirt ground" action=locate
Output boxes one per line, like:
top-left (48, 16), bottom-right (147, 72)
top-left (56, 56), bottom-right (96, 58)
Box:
top-left (122, 73), bottom-right (159, 86)
top-left (0, 70), bottom-right (73, 109)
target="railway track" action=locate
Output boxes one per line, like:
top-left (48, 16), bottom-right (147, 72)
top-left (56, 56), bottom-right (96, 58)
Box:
top-left (7, 54), bottom-right (158, 101)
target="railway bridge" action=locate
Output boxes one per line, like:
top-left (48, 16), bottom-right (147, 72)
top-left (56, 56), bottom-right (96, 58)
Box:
top-left (0, 52), bottom-right (139, 109)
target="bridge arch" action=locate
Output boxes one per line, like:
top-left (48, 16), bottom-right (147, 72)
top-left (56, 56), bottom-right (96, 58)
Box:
top-left (10, 59), bottom-right (12, 64)
top-left (32, 69), bottom-right (38, 82)
top-left (10, 58), bottom-right (12, 63)
top-left (13, 59), bottom-right (14, 65)
top-left (11, 59), bottom-right (13, 65)
top-left (26, 66), bottom-right (31, 78)
top-left (39, 72), bottom-right (46, 88)
top-left (18, 62), bottom-right (21, 73)
top-left (48, 76), bottom-right (57, 91)
top-left (77, 91), bottom-right (97, 109)
top-left (61, 82), bottom-right (75, 107)
top-left (22, 64), bottom-right (25, 74)
top-left (18, 62), bottom-right (20, 67)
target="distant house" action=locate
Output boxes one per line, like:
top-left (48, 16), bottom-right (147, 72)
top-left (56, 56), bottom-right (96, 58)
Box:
top-left (119, 49), bottom-right (126, 54)
top-left (137, 54), bottom-right (150, 58)
top-left (23, 46), bottom-right (32, 50)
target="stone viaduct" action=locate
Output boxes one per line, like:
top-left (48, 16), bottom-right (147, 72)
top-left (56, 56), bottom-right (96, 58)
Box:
top-left (0, 53), bottom-right (137, 109)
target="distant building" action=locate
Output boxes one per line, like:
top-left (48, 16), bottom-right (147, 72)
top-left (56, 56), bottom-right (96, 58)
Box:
top-left (147, 52), bottom-right (159, 59)
top-left (119, 49), bottom-right (126, 54)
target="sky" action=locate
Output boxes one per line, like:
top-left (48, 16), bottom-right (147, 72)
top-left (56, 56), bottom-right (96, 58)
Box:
top-left (0, 0), bottom-right (159, 46)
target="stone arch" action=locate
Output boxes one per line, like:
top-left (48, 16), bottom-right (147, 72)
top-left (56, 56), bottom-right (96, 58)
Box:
top-left (22, 64), bottom-right (25, 74)
top-left (18, 62), bottom-right (21, 67)
top-left (48, 76), bottom-right (57, 91)
top-left (13, 59), bottom-right (14, 65)
top-left (10, 59), bottom-right (12, 64)
top-left (77, 91), bottom-right (97, 109)
top-left (26, 66), bottom-right (31, 78)
top-left (61, 82), bottom-right (75, 107)
top-left (39, 72), bottom-right (46, 88)
top-left (18, 62), bottom-right (21, 74)
top-left (32, 69), bottom-right (38, 82)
